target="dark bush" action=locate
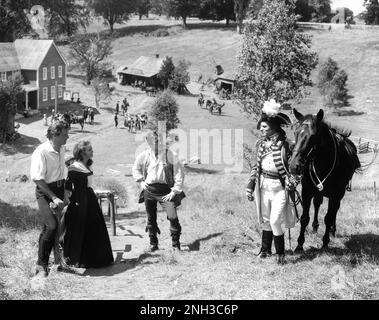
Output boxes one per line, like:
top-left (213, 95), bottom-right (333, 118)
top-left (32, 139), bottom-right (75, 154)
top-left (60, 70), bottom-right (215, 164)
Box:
top-left (318, 57), bottom-right (349, 108)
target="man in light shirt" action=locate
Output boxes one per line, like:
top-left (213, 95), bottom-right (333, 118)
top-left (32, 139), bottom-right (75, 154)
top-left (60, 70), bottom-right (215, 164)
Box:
top-left (133, 131), bottom-right (185, 252)
top-left (30, 121), bottom-right (70, 276)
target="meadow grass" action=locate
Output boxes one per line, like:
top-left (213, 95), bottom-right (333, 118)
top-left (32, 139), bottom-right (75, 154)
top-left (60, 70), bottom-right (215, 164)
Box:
top-left (1, 16), bottom-right (378, 300)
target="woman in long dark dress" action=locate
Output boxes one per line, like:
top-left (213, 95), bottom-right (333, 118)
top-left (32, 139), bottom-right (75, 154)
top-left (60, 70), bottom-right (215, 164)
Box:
top-left (63, 141), bottom-right (114, 268)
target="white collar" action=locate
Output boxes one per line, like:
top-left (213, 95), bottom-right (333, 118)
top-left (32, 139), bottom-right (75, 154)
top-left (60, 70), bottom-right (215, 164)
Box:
top-left (68, 161), bottom-right (92, 173)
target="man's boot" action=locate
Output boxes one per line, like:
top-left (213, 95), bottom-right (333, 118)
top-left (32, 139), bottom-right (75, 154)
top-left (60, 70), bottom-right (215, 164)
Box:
top-left (257, 230), bottom-right (273, 258)
top-left (170, 218), bottom-right (182, 251)
top-left (146, 226), bottom-right (160, 252)
top-left (274, 234), bottom-right (285, 265)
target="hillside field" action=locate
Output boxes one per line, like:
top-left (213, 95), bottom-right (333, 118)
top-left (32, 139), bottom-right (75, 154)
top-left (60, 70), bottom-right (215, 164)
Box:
top-left (0, 16), bottom-right (378, 300)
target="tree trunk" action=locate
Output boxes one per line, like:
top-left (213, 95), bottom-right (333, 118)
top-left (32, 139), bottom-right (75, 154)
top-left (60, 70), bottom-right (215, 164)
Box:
top-left (109, 22), bottom-right (114, 34)
top-left (139, 14), bottom-right (142, 20)
top-left (226, 18), bottom-right (230, 25)
top-left (182, 16), bottom-right (187, 29)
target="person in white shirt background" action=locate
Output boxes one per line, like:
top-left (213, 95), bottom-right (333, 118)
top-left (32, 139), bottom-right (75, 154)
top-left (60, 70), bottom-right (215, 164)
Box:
top-left (30, 121), bottom-right (70, 276)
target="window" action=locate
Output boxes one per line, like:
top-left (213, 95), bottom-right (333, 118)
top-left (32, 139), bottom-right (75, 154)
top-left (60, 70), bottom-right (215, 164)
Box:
top-left (51, 66), bottom-right (55, 80)
top-left (51, 86), bottom-right (56, 100)
top-left (43, 67), bottom-right (47, 80)
top-left (43, 87), bottom-right (48, 101)
top-left (58, 85), bottom-right (63, 98)
top-left (1, 72), bottom-right (6, 82)
top-left (58, 66), bottom-right (63, 78)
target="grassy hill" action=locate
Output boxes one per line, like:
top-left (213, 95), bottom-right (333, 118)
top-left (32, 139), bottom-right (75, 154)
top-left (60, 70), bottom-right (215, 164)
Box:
top-left (0, 17), bottom-right (378, 300)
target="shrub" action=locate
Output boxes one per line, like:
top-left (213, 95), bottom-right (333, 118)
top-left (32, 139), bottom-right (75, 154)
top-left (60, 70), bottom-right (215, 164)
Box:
top-left (150, 28), bottom-right (169, 37)
top-left (168, 59), bottom-right (191, 95)
top-left (318, 57), bottom-right (349, 107)
top-left (147, 90), bottom-right (180, 133)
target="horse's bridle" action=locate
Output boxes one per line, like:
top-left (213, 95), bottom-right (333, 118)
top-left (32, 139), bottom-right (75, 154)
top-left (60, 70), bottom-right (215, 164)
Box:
top-left (294, 121), bottom-right (338, 192)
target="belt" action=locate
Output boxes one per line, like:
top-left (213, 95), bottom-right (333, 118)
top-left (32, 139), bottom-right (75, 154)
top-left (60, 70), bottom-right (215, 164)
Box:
top-left (261, 170), bottom-right (280, 180)
top-left (47, 179), bottom-right (65, 188)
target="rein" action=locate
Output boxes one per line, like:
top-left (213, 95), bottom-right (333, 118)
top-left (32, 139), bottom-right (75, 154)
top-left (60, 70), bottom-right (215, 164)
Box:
top-left (308, 129), bottom-right (337, 192)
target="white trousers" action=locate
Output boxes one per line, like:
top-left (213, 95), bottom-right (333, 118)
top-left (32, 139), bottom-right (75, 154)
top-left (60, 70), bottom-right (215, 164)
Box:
top-left (260, 178), bottom-right (286, 236)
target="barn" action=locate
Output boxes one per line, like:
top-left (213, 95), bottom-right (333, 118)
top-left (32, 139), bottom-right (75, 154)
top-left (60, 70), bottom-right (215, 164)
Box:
top-left (117, 54), bottom-right (164, 88)
top-left (215, 71), bottom-right (236, 93)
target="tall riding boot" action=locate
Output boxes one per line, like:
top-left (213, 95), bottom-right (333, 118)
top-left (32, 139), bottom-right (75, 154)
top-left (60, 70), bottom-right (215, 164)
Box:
top-left (146, 225), bottom-right (160, 252)
top-left (169, 218), bottom-right (182, 251)
top-left (274, 234), bottom-right (285, 265)
top-left (258, 230), bottom-right (273, 258)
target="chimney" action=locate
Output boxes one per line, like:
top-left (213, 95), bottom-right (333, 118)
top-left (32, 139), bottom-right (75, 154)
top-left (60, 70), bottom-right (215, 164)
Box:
top-left (155, 54), bottom-right (159, 58)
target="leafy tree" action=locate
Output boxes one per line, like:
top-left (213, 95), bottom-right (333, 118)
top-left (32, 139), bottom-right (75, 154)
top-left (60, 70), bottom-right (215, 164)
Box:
top-left (0, 0), bottom-right (31, 41)
top-left (147, 90), bottom-right (180, 133)
top-left (198, 0), bottom-right (236, 25)
top-left (235, 0), bottom-right (318, 119)
top-left (150, 0), bottom-right (165, 15)
top-left (91, 76), bottom-right (113, 109)
top-left (0, 72), bottom-right (23, 143)
top-left (169, 59), bottom-right (191, 95)
top-left (363, 0), bottom-right (379, 24)
top-left (318, 57), bottom-right (348, 107)
top-left (86, 0), bottom-right (137, 33)
top-left (69, 34), bottom-right (113, 85)
top-left (35, 0), bottom-right (91, 37)
top-left (295, 0), bottom-right (331, 22)
top-left (158, 56), bottom-right (175, 89)
top-left (234, 0), bottom-right (250, 33)
top-left (163, 0), bottom-right (200, 29)
top-left (136, 0), bottom-right (151, 20)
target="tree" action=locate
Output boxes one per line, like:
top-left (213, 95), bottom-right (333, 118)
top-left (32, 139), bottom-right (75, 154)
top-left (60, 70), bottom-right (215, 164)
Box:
top-left (136, 0), bottom-right (151, 20)
top-left (158, 56), bottom-right (175, 89)
top-left (163, 0), bottom-right (200, 29)
top-left (86, 0), bottom-right (137, 33)
top-left (198, 0), bottom-right (236, 25)
top-left (147, 90), bottom-right (180, 133)
top-left (235, 0), bottom-right (318, 119)
top-left (318, 57), bottom-right (348, 108)
top-left (363, 0), bottom-right (379, 24)
top-left (169, 59), bottom-right (191, 94)
top-left (295, 0), bottom-right (331, 22)
top-left (91, 77), bottom-right (112, 109)
top-left (0, 72), bottom-right (23, 143)
top-left (70, 34), bottom-right (113, 85)
top-left (35, 0), bottom-right (91, 37)
top-left (234, 0), bottom-right (250, 33)
top-left (0, 0), bottom-right (31, 41)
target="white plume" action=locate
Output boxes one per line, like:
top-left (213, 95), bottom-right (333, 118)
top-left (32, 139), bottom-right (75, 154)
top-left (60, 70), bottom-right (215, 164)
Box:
top-left (262, 99), bottom-right (281, 117)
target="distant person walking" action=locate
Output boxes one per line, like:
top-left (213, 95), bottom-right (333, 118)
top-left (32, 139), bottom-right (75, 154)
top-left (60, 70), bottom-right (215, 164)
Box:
top-left (116, 102), bottom-right (120, 114)
top-left (30, 121), bottom-right (70, 277)
top-left (89, 108), bottom-right (95, 124)
top-left (114, 113), bottom-right (118, 128)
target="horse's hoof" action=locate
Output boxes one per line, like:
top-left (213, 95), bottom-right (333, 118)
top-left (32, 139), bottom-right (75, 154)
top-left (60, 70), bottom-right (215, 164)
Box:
top-left (294, 245), bottom-right (304, 254)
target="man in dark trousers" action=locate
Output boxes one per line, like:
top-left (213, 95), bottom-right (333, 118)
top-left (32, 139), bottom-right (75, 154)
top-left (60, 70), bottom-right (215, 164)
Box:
top-left (30, 121), bottom-right (70, 277)
top-left (114, 113), bottom-right (118, 128)
top-left (132, 131), bottom-right (185, 252)
top-left (116, 102), bottom-right (120, 114)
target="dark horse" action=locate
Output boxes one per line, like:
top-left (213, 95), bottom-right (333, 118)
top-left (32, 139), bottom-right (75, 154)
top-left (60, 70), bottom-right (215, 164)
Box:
top-left (289, 109), bottom-right (361, 251)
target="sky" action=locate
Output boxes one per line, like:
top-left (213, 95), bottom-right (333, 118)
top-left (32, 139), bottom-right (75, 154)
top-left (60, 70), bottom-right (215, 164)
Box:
top-left (331, 0), bottom-right (366, 15)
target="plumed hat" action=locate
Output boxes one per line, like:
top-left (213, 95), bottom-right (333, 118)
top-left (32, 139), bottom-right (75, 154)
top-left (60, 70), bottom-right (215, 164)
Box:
top-left (257, 99), bottom-right (292, 129)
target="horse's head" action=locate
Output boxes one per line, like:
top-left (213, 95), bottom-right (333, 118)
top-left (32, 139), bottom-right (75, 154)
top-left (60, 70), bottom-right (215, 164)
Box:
top-left (289, 108), bottom-right (324, 175)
